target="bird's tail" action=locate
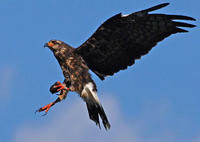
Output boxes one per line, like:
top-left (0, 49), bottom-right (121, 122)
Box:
top-left (86, 102), bottom-right (110, 130)
top-left (81, 82), bottom-right (110, 130)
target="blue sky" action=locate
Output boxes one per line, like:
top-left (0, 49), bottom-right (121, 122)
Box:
top-left (0, 0), bottom-right (199, 142)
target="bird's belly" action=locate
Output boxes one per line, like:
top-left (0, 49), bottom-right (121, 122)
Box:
top-left (69, 71), bottom-right (93, 94)
top-left (60, 56), bottom-right (92, 94)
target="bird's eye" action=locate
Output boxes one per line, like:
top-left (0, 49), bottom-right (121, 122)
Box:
top-left (51, 40), bottom-right (57, 44)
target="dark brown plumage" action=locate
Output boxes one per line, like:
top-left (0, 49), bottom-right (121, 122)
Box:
top-left (42, 40), bottom-right (111, 130)
top-left (38, 3), bottom-right (195, 130)
top-left (75, 3), bottom-right (195, 80)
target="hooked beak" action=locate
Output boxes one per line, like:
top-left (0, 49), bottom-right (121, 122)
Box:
top-left (44, 43), bottom-right (48, 48)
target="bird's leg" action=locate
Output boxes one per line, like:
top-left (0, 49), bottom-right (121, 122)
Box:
top-left (36, 89), bottom-right (68, 115)
top-left (49, 81), bottom-right (70, 94)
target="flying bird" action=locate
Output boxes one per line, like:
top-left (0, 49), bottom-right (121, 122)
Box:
top-left (37, 3), bottom-right (195, 130)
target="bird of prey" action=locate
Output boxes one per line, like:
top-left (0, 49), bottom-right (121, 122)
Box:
top-left (37, 3), bottom-right (195, 130)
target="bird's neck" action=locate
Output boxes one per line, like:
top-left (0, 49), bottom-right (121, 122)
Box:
top-left (53, 48), bottom-right (66, 62)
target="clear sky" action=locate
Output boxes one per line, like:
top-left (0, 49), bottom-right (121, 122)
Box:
top-left (0, 0), bottom-right (199, 142)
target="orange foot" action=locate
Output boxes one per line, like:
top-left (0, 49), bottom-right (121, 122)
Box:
top-left (50, 81), bottom-right (70, 94)
top-left (36, 103), bottom-right (54, 115)
top-left (55, 81), bottom-right (65, 92)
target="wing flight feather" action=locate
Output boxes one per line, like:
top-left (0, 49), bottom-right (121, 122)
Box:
top-left (75, 3), bottom-right (195, 80)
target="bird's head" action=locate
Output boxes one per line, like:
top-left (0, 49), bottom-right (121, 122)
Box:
top-left (44, 40), bottom-right (64, 51)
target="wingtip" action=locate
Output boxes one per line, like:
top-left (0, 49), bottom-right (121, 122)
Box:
top-left (175, 28), bottom-right (189, 33)
top-left (169, 15), bottom-right (196, 21)
top-left (154, 2), bottom-right (170, 9)
top-left (145, 3), bottom-right (170, 13)
top-left (189, 17), bottom-right (196, 21)
top-left (160, 2), bottom-right (170, 7)
top-left (173, 21), bottom-right (196, 28)
top-left (183, 16), bottom-right (196, 21)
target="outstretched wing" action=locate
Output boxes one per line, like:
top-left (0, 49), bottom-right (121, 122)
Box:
top-left (75, 3), bottom-right (196, 80)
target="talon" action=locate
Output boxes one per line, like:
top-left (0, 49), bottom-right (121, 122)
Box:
top-left (50, 81), bottom-right (71, 94)
top-left (42, 112), bottom-right (48, 116)
top-left (57, 86), bottom-right (65, 92)
top-left (55, 81), bottom-right (65, 92)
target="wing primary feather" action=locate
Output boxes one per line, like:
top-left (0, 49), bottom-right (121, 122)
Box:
top-left (175, 28), bottom-right (188, 33)
top-left (172, 21), bottom-right (196, 28)
top-left (142, 3), bottom-right (169, 13)
top-left (75, 3), bottom-right (195, 80)
top-left (167, 15), bottom-right (196, 21)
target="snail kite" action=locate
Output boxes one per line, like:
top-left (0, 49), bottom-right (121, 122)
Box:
top-left (37, 3), bottom-right (195, 130)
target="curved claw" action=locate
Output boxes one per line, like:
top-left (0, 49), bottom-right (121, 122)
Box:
top-left (35, 109), bottom-right (48, 116)
top-left (42, 112), bottom-right (48, 116)
top-left (35, 109), bottom-right (39, 115)
top-left (35, 103), bottom-right (53, 116)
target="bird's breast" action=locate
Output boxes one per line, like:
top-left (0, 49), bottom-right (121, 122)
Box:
top-left (60, 55), bottom-right (92, 94)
